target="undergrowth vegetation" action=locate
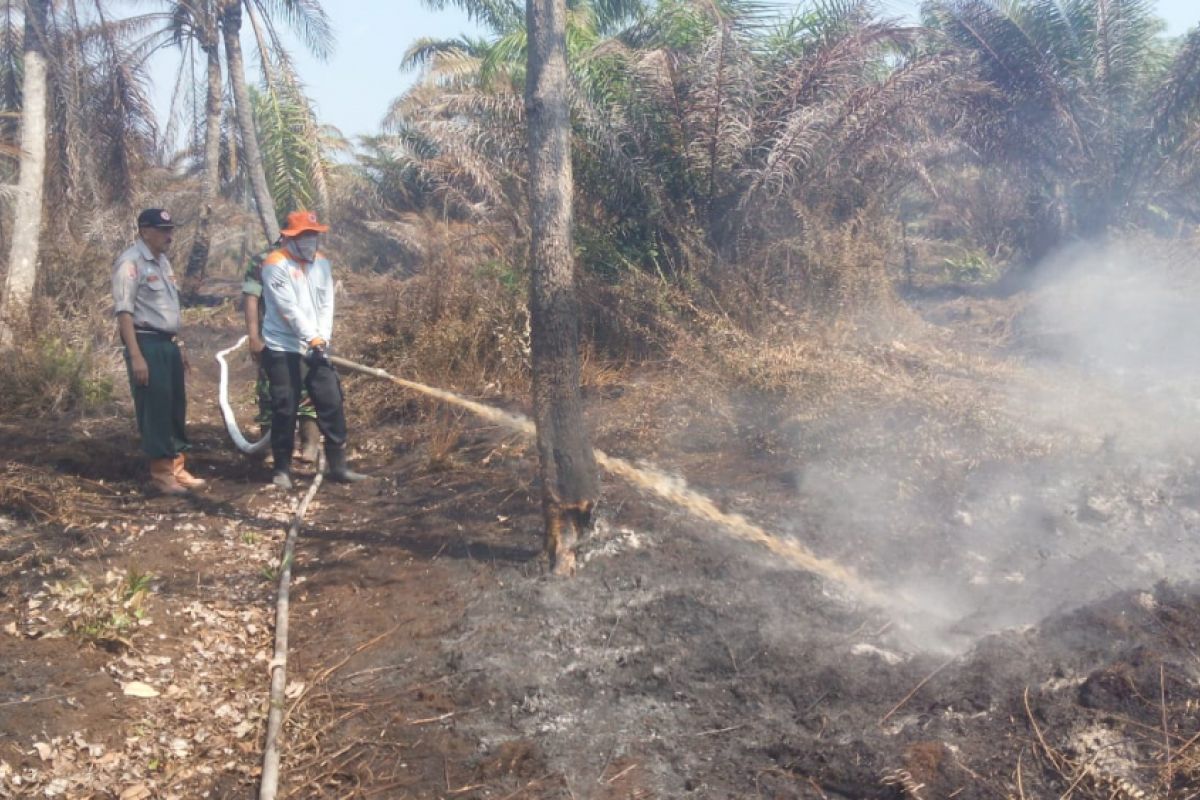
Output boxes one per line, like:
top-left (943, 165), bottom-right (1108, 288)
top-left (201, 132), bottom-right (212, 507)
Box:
top-left (0, 301), bottom-right (114, 417)
top-left (4, 1), bottom-right (1198, 430)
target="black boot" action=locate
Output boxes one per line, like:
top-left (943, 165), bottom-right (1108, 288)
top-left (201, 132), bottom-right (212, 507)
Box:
top-left (272, 453), bottom-right (294, 490)
top-left (325, 446), bottom-right (367, 483)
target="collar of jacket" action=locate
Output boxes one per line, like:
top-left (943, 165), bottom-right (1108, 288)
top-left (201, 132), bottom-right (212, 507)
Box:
top-left (135, 237), bottom-right (163, 264)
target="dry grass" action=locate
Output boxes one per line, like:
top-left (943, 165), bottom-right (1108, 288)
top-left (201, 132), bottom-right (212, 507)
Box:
top-left (424, 406), bottom-right (466, 471)
top-left (0, 463), bottom-right (123, 525)
top-left (352, 238), bottom-right (530, 392)
top-left (334, 222), bottom-right (533, 429)
top-left (0, 229), bottom-right (120, 419)
top-left (716, 207), bottom-right (902, 329)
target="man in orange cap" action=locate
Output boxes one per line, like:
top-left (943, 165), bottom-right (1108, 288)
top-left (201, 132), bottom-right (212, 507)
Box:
top-left (242, 236), bottom-right (320, 463)
top-left (259, 210), bottom-right (367, 489)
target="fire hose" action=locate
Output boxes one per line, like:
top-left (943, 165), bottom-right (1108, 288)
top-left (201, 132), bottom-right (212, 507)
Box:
top-left (258, 457), bottom-right (321, 800)
top-left (214, 337), bottom-right (883, 602)
top-left (214, 335), bottom-right (270, 456)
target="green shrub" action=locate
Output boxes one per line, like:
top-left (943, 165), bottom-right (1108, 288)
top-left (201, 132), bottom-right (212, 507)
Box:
top-left (0, 332), bottom-right (113, 417)
top-left (942, 251), bottom-right (1000, 284)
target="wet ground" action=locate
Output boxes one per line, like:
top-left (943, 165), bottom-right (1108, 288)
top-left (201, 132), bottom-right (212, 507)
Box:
top-left (3, 280), bottom-right (1200, 798)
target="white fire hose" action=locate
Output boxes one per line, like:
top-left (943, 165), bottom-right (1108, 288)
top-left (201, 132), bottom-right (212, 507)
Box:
top-left (215, 335), bottom-right (271, 456)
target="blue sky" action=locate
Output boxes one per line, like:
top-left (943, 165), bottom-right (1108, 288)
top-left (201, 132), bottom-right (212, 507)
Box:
top-left (154, 0), bottom-right (1200, 144)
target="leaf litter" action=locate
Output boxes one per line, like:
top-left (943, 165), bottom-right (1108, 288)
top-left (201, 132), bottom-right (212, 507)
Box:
top-left (0, 481), bottom-right (300, 798)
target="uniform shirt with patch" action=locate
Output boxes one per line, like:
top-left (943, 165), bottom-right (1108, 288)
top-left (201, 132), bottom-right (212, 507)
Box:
top-left (260, 248), bottom-right (335, 354)
top-left (111, 238), bottom-right (181, 334)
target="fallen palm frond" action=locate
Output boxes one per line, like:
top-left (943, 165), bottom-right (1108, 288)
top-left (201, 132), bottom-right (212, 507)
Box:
top-left (880, 768), bottom-right (926, 799)
top-left (0, 463), bottom-right (121, 525)
top-left (1021, 680), bottom-right (1200, 799)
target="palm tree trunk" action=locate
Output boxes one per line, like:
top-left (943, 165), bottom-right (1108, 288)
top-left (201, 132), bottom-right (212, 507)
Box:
top-left (0, 0), bottom-right (50, 346)
top-left (526, 0), bottom-right (599, 575)
top-left (221, 0), bottom-right (279, 244)
top-left (185, 22), bottom-right (224, 283)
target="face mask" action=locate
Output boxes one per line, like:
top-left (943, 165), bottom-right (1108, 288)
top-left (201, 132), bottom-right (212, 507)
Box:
top-left (290, 234), bottom-right (319, 262)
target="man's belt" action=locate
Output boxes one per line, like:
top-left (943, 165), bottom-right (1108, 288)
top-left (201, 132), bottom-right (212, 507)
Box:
top-left (134, 326), bottom-right (177, 339)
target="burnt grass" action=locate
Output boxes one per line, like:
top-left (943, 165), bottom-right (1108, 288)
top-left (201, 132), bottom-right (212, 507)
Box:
top-left (3, 284), bottom-right (1200, 799)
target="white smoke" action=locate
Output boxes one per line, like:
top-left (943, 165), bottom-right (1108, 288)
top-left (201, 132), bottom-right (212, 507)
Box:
top-left (796, 236), bottom-right (1200, 653)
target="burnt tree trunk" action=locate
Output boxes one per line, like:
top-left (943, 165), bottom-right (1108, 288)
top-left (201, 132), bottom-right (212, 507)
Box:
top-left (185, 11), bottom-right (223, 284)
top-left (526, 0), bottom-right (599, 575)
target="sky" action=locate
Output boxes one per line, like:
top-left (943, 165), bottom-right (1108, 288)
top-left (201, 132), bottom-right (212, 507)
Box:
top-left (153, 0), bottom-right (1200, 145)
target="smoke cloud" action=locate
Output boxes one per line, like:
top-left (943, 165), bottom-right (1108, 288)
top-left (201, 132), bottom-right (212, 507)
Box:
top-left (794, 237), bottom-right (1200, 653)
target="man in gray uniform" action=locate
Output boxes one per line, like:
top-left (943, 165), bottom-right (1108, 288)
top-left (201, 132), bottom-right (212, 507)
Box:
top-left (112, 208), bottom-right (206, 495)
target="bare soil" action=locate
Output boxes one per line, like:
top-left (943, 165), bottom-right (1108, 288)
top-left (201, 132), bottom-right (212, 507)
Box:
top-left (3, 281), bottom-right (1200, 799)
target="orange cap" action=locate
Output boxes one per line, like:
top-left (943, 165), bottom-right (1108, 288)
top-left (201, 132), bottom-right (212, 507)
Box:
top-left (280, 210), bottom-right (329, 237)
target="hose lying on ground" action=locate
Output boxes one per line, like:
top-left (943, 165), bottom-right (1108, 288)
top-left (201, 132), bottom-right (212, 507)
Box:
top-left (214, 337), bottom-right (322, 796)
top-left (259, 454), bottom-right (324, 800)
top-left (215, 336), bottom-right (271, 456)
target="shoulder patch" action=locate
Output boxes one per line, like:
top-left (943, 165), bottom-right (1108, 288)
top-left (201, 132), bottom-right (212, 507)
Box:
top-left (262, 250), bottom-right (289, 266)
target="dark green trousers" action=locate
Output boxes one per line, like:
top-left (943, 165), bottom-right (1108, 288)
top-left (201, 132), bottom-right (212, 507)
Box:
top-left (124, 334), bottom-right (190, 459)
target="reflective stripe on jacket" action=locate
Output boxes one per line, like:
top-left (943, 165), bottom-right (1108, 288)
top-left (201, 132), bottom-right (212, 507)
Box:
top-left (260, 248), bottom-right (334, 354)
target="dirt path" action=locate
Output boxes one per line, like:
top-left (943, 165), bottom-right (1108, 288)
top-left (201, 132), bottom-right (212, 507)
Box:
top-left (0, 291), bottom-right (538, 798)
top-left (4, 283), bottom-right (1200, 799)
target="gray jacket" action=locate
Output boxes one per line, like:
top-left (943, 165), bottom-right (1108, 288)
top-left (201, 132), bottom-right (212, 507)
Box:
top-left (112, 238), bottom-right (181, 335)
top-left (260, 247), bottom-right (335, 354)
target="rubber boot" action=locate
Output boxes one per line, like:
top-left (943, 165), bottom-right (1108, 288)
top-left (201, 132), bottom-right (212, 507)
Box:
top-left (272, 452), bottom-right (294, 490)
top-left (325, 446), bottom-right (367, 483)
top-left (297, 417), bottom-right (321, 465)
top-left (172, 454), bottom-right (207, 489)
top-left (150, 459), bottom-right (189, 496)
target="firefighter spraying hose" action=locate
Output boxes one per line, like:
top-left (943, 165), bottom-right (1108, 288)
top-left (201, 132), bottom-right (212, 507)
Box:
top-left (216, 338), bottom-right (889, 607)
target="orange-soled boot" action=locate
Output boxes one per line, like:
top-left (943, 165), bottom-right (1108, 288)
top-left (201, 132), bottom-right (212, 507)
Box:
top-left (173, 454), bottom-right (207, 489)
top-left (150, 459), bottom-right (189, 496)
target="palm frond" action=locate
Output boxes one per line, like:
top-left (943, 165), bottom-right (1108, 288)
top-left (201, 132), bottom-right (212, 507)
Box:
top-left (248, 0), bottom-right (334, 61)
top-left (419, 0), bottom-right (524, 35)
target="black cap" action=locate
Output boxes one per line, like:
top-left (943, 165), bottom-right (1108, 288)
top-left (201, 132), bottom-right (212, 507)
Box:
top-left (137, 208), bottom-right (176, 229)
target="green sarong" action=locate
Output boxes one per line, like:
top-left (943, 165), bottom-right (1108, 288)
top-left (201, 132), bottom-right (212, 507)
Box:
top-left (124, 334), bottom-right (190, 459)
